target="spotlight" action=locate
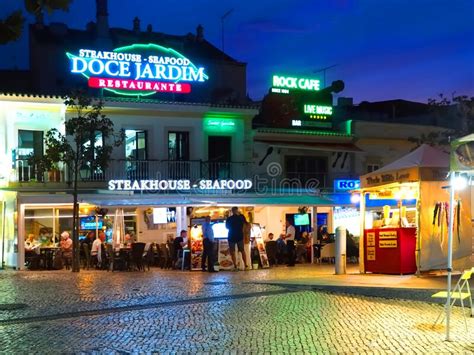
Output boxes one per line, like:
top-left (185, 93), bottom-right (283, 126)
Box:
top-left (350, 194), bottom-right (361, 204)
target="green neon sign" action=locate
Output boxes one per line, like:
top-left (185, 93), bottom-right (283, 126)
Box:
top-left (203, 112), bottom-right (239, 133)
top-left (272, 75), bottom-right (320, 91)
top-left (303, 104), bottom-right (333, 115)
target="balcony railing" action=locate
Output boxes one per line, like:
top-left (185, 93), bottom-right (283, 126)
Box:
top-left (12, 159), bottom-right (359, 191)
top-left (12, 159), bottom-right (254, 183)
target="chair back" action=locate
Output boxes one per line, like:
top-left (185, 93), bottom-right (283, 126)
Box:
top-left (159, 243), bottom-right (168, 258)
top-left (321, 243), bottom-right (335, 258)
top-left (167, 242), bottom-right (176, 260)
top-left (82, 243), bottom-right (91, 259)
top-left (265, 241), bottom-right (277, 259)
top-left (131, 242), bottom-right (146, 258)
top-left (105, 243), bottom-right (114, 259)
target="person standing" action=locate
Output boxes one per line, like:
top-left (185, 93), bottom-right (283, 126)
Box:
top-left (225, 206), bottom-right (249, 271)
top-left (283, 219), bottom-right (296, 267)
top-left (201, 216), bottom-right (216, 272)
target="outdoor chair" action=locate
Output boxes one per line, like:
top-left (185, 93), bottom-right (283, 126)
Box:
top-left (320, 243), bottom-right (335, 263)
top-left (144, 244), bottom-right (154, 271)
top-left (82, 243), bottom-right (91, 269)
top-left (431, 267), bottom-right (473, 331)
top-left (130, 242), bottom-right (146, 271)
top-left (296, 244), bottom-right (308, 263)
top-left (159, 243), bottom-right (169, 269)
top-left (265, 241), bottom-right (277, 266)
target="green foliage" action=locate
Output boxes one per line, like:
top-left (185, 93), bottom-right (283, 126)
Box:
top-left (43, 91), bottom-right (124, 182)
top-left (25, 0), bottom-right (72, 16)
top-left (0, 0), bottom-right (71, 44)
top-left (409, 93), bottom-right (474, 149)
top-left (0, 11), bottom-right (24, 44)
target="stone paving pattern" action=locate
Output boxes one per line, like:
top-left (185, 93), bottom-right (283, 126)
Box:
top-left (0, 266), bottom-right (472, 354)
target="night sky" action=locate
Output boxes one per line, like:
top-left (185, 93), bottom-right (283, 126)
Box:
top-left (1, 0), bottom-right (473, 103)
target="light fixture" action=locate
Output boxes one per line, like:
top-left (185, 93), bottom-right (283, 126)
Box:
top-left (453, 175), bottom-right (468, 190)
top-left (350, 194), bottom-right (361, 204)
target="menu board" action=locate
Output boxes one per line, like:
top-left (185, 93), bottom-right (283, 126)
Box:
top-left (252, 224), bottom-right (269, 268)
top-left (217, 239), bottom-right (234, 270)
top-left (189, 225), bottom-right (203, 271)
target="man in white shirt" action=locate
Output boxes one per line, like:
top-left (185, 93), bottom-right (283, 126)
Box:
top-left (91, 236), bottom-right (102, 265)
top-left (283, 219), bottom-right (296, 266)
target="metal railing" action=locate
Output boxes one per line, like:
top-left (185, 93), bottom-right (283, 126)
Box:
top-left (12, 159), bottom-right (254, 183)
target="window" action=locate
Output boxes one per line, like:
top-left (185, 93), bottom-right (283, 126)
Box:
top-left (125, 130), bottom-right (147, 160)
top-left (18, 130), bottom-right (43, 159)
top-left (168, 132), bottom-right (189, 161)
top-left (80, 130), bottom-right (104, 180)
top-left (367, 164), bottom-right (380, 173)
top-left (125, 130), bottom-right (148, 179)
top-left (285, 156), bottom-right (327, 185)
top-left (17, 130), bottom-right (44, 181)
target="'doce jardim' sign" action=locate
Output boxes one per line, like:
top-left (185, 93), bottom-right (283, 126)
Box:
top-left (67, 43), bottom-right (209, 96)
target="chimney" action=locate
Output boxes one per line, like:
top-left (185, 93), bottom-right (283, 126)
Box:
top-left (34, 12), bottom-right (44, 29)
top-left (196, 24), bottom-right (204, 41)
top-left (133, 17), bottom-right (141, 33)
top-left (96, 0), bottom-right (109, 37)
top-left (147, 24), bottom-right (153, 33)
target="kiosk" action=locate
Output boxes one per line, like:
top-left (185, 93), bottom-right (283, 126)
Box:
top-left (358, 144), bottom-right (472, 274)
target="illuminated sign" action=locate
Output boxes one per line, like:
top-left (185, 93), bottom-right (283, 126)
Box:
top-left (272, 75), bottom-right (320, 91)
top-left (204, 118), bottom-right (236, 133)
top-left (108, 179), bottom-right (253, 191)
top-left (304, 105), bottom-right (333, 115)
top-left (67, 44), bottom-right (209, 96)
top-left (334, 179), bottom-right (360, 191)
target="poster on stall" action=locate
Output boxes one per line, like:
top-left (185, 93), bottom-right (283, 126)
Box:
top-left (189, 225), bottom-right (203, 271)
top-left (217, 239), bottom-right (234, 270)
top-left (252, 224), bottom-right (269, 268)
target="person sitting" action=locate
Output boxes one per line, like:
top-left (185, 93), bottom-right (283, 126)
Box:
top-left (264, 233), bottom-right (278, 266)
top-left (173, 230), bottom-right (188, 269)
top-left (25, 234), bottom-right (40, 269)
top-left (60, 232), bottom-right (73, 270)
top-left (25, 234), bottom-right (39, 252)
top-left (346, 230), bottom-right (359, 262)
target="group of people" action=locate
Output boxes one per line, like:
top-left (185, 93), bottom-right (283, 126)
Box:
top-left (24, 231), bottom-right (73, 269)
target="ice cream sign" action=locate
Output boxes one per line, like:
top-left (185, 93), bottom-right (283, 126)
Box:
top-left (66, 43), bottom-right (209, 96)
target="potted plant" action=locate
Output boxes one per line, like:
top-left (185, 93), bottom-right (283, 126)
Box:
top-left (48, 162), bottom-right (61, 182)
top-left (27, 154), bottom-right (52, 182)
top-left (251, 250), bottom-right (260, 270)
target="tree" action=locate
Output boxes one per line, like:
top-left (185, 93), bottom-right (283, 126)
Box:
top-left (408, 93), bottom-right (474, 149)
top-left (42, 92), bottom-right (124, 272)
top-left (0, 0), bottom-right (72, 44)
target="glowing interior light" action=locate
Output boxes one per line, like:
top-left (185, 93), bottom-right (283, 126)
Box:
top-left (350, 194), bottom-right (361, 204)
top-left (453, 175), bottom-right (468, 190)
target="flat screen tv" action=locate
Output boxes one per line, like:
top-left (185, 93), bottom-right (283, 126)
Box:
top-left (294, 213), bottom-right (310, 226)
top-left (212, 222), bottom-right (229, 239)
top-left (80, 216), bottom-right (103, 230)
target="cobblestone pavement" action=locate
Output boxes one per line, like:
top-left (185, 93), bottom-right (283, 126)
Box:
top-left (0, 267), bottom-right (472, 354)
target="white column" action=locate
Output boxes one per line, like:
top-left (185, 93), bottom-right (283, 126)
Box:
top-left (17, 203), bottom-right (25, 270)
top-left (310, 206), bottom-right (318, 264)
top-left (175, 206), bottom-right (188, 235)
top-left (359, 192), bottom-right (366, 273)
top-left (445, 172), bottom-right (456, 341)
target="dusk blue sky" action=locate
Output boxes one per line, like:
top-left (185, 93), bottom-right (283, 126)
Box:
top-left (1, 0), bottom-right (473, 103)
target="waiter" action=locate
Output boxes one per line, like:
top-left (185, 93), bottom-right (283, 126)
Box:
top-left (283, 219), bottom-right (296, 267)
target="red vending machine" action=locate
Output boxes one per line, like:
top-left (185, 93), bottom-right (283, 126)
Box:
top-left (364, 227), bottom-right (417, 274)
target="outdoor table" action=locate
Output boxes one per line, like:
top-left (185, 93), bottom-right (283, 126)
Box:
top-left (39, 247), bottom-right (60, 270)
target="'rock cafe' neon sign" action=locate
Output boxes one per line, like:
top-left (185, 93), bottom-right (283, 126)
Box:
top-left (67, 43), bottom-right (209, 96)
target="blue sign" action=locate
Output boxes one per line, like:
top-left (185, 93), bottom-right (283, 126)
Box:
top-left (334, 179), bottom-right (360, 191)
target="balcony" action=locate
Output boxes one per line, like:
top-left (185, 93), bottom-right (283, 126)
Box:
top-left (11, 159), bottom-right (255, 184)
